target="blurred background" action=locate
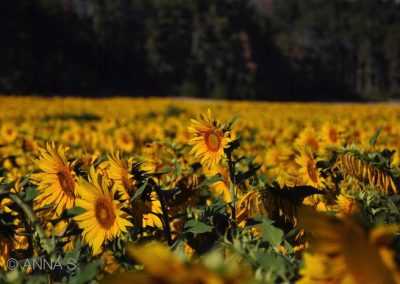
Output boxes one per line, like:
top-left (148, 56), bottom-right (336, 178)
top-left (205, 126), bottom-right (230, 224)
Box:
top-left (1, 0), bottom-right (400, 101)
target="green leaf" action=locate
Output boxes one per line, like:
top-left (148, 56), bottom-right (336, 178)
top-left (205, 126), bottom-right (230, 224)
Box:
top-left (69, 259), bottom-right (103, 284)
top-left (184, 219), bottom-right (213, 234)
top-left (33, 204), bottom-right (54, 213)
top-left (261, 219), bottom-right (284, 249)
top-left (66, 206), bottom-right (86, 217)
top-left (283, 240), bottom-right (294, 254)
top-left (371, 208), bottom-right (382, 215)
top-left (195, 173), bottom-right (223, 189)
top-left (235, 164), bottom-right (262, 185)
top-left (94, 154), bottom-right (108, 167)
top-left (19, 174), bottom-right (31, 188)
top-left (369, 126), bottom-right (383, 148)
top-left (173, 158), bottom-right (182, 175)
top-left (131, 179), bottom-right (148, 202)
top-left (150, 167), bottom-right (174, 177)
top-left (24, 187), bottom-right (39, 202)
top-left (61, 240), bottom-right (81, 266)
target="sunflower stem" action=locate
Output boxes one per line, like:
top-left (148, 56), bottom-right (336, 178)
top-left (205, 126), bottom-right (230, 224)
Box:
top-left (9, 193), bottom-right (55, 256)
top-left (154, 184), bottom-right (173, 246)
top-left (227, 152), bottom-right (237, 228)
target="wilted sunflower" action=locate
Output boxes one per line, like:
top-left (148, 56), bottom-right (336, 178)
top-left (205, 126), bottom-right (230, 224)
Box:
top-left (334, 152), bottom-right (397, 195)
top-left (188, 109), bottom-right (231, 168)
top-left (32, 143), bottom-right (77, 217)
top-left (74, 167), bottom-right (132, 255)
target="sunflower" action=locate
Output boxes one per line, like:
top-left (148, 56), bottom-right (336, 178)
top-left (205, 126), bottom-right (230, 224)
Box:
top-left (142, 192), bottom-right (163, 229)
top-left (107, 151), bottom-right (135, 200)
top-left (74, 167), bottom-right (132, 255)
top-left (298, 252), bottom-right (351, 284)
top-left (334, 193), bottom-right (358, 218)
top-left (319, 123), bottom-right (345, 151)
top-left (103, 242), bottom-right (251, 284)
top-left (188, 109), bottom-right (231, 168)
top-left (102, 250), bottom-right (125, 274)
top-left (298, 207), bottom-right (400, 284)
top-left (32, 143), bottom-right (77, 218)
top-left (335, 152), bottom-right (397, 195)
top-left (295, 147), bottom-right (325, 189)
top-left (0, 123), bottom-right (18, 144)
top-left (294, 126), bottom-right (320, 153)
top-left (114, 128), bottom-right (134, 152)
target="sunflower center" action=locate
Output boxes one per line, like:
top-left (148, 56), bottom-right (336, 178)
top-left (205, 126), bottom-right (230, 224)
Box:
top-left (329, 128), bottom-right (338, 142)
top-left (120, 134), bottom-right (130, 145)
top-left (306, 138), bottom-right (319, 151)
top-left (57, 169), bottom-right (75, 199)
top-left (95, 198), bottom-right (116, 229)
top-left (306, 160), bottom-right (318, 183)
top-left (205, 132), bottom-right (221, 152)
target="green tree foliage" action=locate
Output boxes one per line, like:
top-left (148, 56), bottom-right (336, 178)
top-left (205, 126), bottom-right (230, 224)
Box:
top-left (1, 0), bottom-right (400, 100)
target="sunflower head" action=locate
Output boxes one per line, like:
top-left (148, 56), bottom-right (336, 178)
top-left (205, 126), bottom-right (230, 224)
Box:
top-left (32, 142), bottom-right (77, 218)
top-left (74, 167), bottom-right (132, 255)
top-left (334, 193), bottom-right (358, 218)
top-left (188, 109), bottom-right (231, 168)
top-left (107, 151), bottom-right (135, 200)
top-left (295, 147), bottom-right (325, 189)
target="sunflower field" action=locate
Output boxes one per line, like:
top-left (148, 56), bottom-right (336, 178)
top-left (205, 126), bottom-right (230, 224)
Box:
top-left (1, 96), bottom-right (400, 283)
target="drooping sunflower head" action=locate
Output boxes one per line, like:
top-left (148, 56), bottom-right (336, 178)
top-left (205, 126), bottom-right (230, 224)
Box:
top-left (32, 142), bottom-right (77, 217)
top-left (74, 167), bottom-right (132, 255)
top-left (188, 109), bottom-right (231, 168)
top-left (335, 151), bottom-right (397, 195)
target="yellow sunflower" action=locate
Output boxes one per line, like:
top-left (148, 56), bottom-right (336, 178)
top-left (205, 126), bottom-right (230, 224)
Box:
top-left (294, 126), bottom-right (320, 153)
top-left (74, 167), bottom-right (132, 255)
top-left (114, 128), bottom-right (134, 152)
top-left (0, 123), bottom-right (18, 144)
top-left (319, 123), bottom-right (345, 151)
top-left (188, 109), bottom-right (231, 168)
top-left (295, 147), bottom-right (325, 189)
top-left (334, 193), bottom-right (358, 218)
top-left (32, 143), bottom-right (77, 217)
top-left (107, 151), bottom-right (135, 200)
top-left (142, 192), bottom-right (163, 229)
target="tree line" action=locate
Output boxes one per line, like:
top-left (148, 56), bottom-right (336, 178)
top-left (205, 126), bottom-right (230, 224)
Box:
top-left (1, 0), bottom-right (400, 101)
